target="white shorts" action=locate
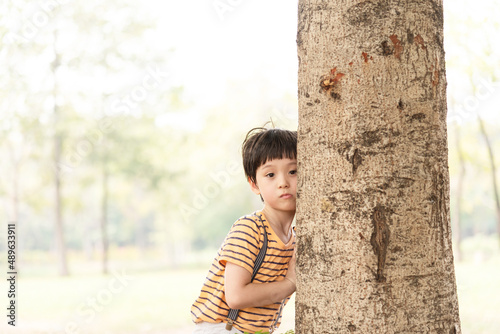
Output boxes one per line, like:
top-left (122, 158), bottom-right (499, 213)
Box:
top-left (193, 322), bottom-right (245, 334)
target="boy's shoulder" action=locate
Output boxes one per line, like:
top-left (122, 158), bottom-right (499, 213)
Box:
top-left (234, 211), bottom-right (262, 227)
top-left (230, 211), bottom-right (266, 235)
top-left (238, 210), bottom-right (267, 224)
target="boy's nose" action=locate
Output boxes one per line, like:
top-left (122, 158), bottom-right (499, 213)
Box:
top-left (278, 176), bottom-right (289, 188)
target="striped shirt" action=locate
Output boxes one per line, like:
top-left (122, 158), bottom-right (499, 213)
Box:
top-left (191, 211), bottom-right (295, 333)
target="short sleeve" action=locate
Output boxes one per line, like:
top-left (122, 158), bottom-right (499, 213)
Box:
top-left (218, 216), bottom-right (262, 275)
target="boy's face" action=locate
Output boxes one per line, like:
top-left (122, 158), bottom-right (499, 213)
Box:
top-left (249, 158), bottom-right (297, 213)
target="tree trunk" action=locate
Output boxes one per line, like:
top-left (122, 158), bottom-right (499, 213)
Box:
top-left (52, 30), bottom-right (69, 277)
top-left (477, 114), bottom-right (500, 248)
top-left (452, 124), bottom-right (464, 261)
top-left (100, 155), bottom-right (109, 275)
top-left (54, 131), bottom-right (69, 277)
top-left (6, 141), bottom-right (20, 224)
top-left (296, 1), bottom-right (461, 333)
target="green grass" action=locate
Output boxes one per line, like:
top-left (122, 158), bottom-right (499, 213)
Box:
top-left (0, 247), bottom-right (499, 333)
top-left (1, 269), bottom-right (202, 333)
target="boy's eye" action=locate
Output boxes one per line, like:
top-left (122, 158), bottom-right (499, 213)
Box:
top-left (265, 173), bottom-right (275, 178)
top-left (290, 170), bottom-right (297, 175)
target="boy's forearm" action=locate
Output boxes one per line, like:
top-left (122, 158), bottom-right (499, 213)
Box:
top-left (228, 278), bottom-right (295, 309)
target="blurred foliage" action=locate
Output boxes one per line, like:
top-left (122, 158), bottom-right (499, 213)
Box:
top-left (0, 0), bottom-right (299, 272)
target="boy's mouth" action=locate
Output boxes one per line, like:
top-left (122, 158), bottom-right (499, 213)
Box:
top-left (280, 193), bottom-right (293, 199)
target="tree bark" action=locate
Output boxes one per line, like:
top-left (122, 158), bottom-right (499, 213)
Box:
top-left (477, 114), bottom-right (500, 248)
top-left (296, 0), bottom-right (461, 333)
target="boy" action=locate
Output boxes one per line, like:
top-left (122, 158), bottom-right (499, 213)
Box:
top-left (191, 127), bottom-right (297, 334)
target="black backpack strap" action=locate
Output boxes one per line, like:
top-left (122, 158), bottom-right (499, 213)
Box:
top-left (226, 212), bottom-right (268, 331)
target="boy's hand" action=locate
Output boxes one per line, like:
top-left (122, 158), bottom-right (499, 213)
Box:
top-left (284, 250), bottom-right (296, 289)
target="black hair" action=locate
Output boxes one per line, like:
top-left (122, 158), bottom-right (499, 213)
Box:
top-left (242, 127), bottom-right (297, 184)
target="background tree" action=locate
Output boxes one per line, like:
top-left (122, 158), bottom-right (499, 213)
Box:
top-left (51, 28), bottom-right (69, 276)
top-left (445, 0), bottom-right (500, 249)
top-left (452, 120), bottom-right (465, 261)
top-left (295, 0), bottom-right (461, 332)
top-left (476, 113), bottom-right (500, 246)
top-left (70, 0), bottom-right (160, 274)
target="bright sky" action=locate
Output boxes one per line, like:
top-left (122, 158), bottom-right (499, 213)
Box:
top-left (144, 0), bottom-right (299, 107)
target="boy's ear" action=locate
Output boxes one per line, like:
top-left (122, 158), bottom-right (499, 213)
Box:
top-left (248, 177), bottom-right (260, 195)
